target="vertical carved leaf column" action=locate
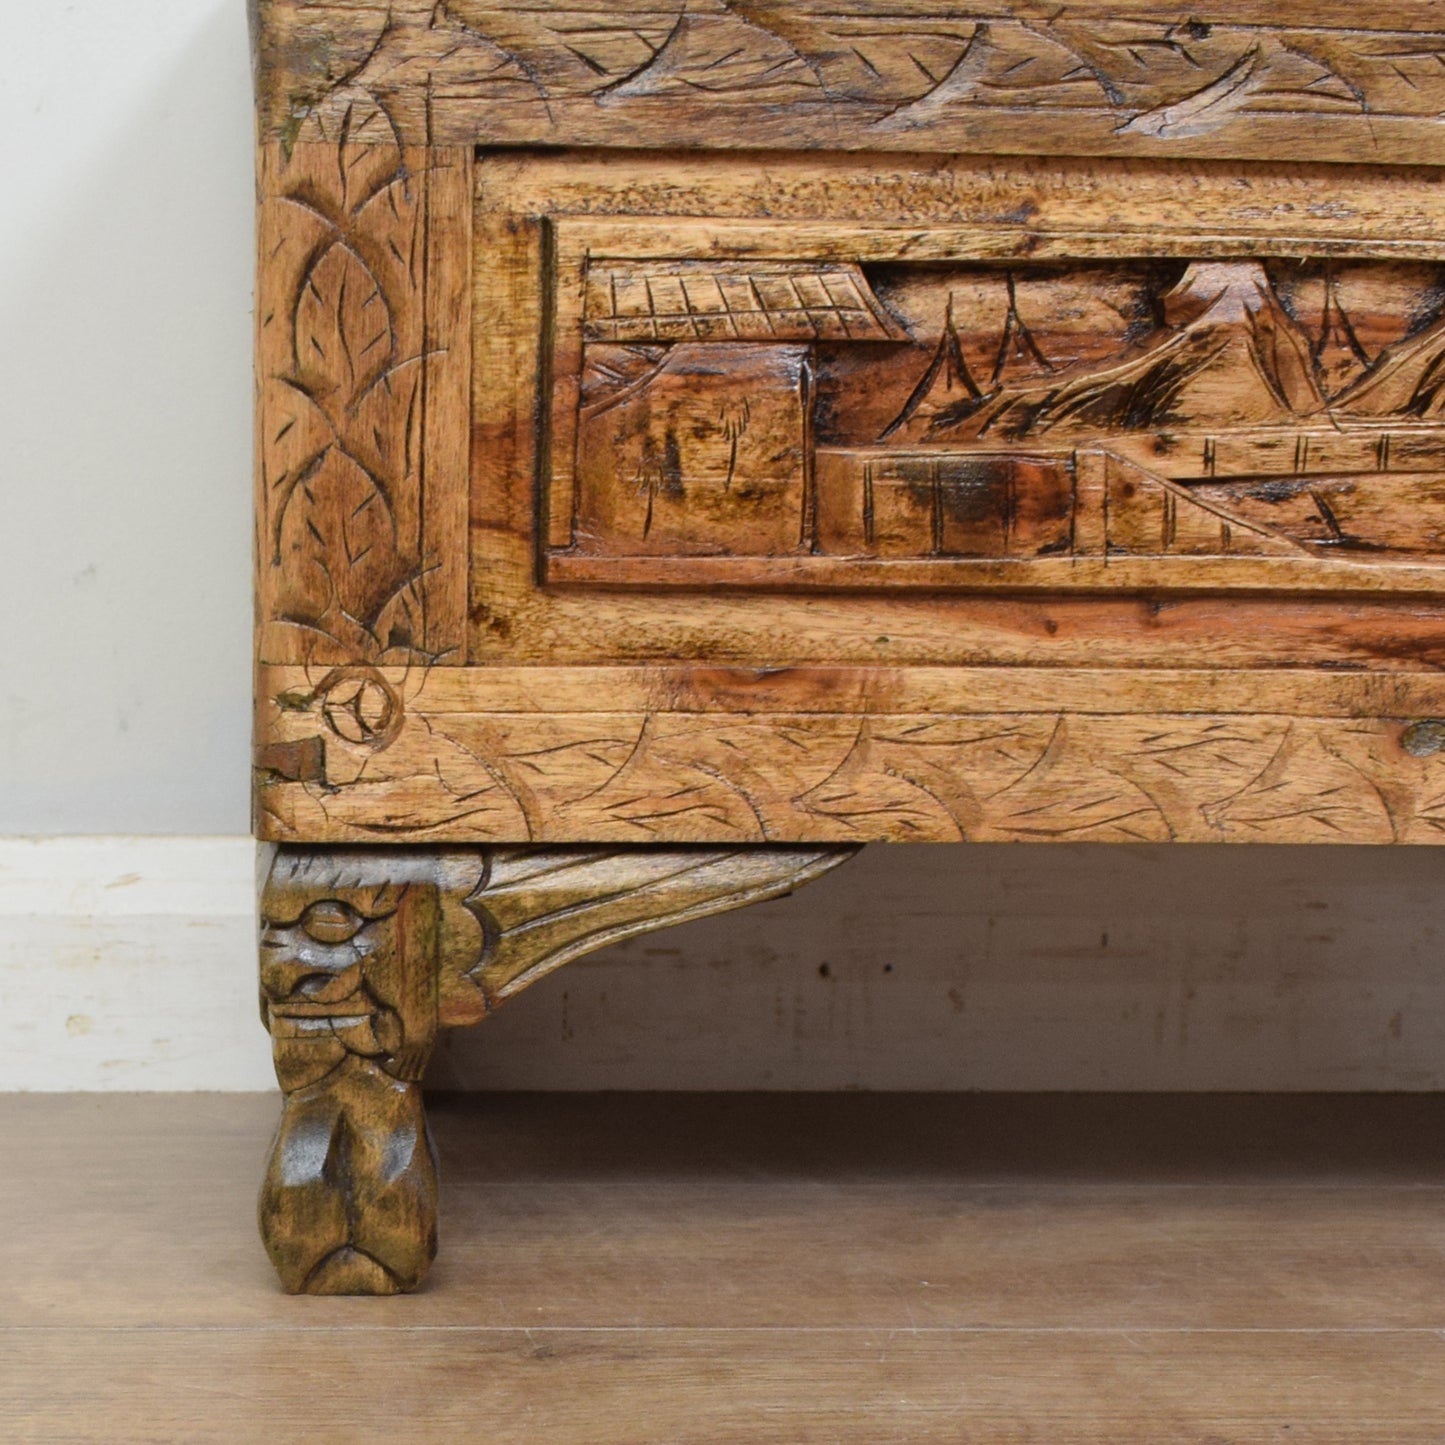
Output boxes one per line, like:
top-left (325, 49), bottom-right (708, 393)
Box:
top-left (258, 845), bottom-right (856, 1294)
top-left (254, 122), bottom-right (470, 674)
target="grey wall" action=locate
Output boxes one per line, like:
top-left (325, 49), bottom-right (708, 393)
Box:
top-left (5, 3), bottom-right (1443, 1093)
top-left (1, 0), bottom-right (253, 835)
top-left (438, 843), bottom-right (1445, 1091)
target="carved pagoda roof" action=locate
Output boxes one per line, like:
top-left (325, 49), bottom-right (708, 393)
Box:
top-left (584, 262), bottom-right (907, 345)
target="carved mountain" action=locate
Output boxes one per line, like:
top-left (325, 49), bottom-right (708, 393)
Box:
top-left (1333, 310), bottom-right (1445, 420)
top-left (911, 261), bottom-right (1326, 443)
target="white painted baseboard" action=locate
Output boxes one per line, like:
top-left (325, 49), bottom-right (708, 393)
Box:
top-left (0, 838), bottom-right (268, 1091)
top-left (3, 837), bottom-right (1443, 1091)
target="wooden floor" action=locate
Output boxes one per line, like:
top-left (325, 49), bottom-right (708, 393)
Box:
top-left (5, 1095), bottom-right (1445, 1442)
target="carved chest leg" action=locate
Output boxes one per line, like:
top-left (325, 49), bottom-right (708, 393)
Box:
top-left (258, 843), bottom-right (857, 1295)
top-left (259, 850), bottom-right (444, 1294)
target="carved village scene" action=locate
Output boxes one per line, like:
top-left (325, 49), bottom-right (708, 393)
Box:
top-left (565, 255), bottom-right (1445, 579)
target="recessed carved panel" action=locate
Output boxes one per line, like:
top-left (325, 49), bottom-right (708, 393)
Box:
top-left (544, 222), bottom-right (1445, 593)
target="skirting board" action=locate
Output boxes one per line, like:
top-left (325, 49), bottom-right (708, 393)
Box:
top-left (0, 838), bottom-right (269, 1092)
top-left (2, 837), bottom-right (1444, 1092)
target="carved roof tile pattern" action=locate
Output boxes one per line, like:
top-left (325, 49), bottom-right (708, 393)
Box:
top-left (584, 263), bottom-right (906, 344)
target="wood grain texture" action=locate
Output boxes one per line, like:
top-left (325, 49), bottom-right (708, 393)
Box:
top-left (254, 130), bottom-right (471, 668)
top-left (255, 665), bottom-right (1445, 845)
top-left (534, 162), bottom-right (1445, 595)
top-left (251, 0), bottom-right (1445, 164)
top-left (256, 844), bottom-right (853, 1291)
top-left (10, 1094), bottom-right (1445, 1441)
top-left (18, 1329), bottom-right (1445, 1443)
top-left (253, 13), bottom-right (1445, 847)
top-left (15, 1094), bottom-right (1445, 1324)
top-left (466, 149), bottom-right (1445, 689)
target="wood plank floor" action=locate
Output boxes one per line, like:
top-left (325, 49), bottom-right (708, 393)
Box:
top-left (4, 1094), bottom-right (1445, 1442)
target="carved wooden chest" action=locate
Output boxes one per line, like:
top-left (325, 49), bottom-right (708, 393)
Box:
top-left (251, 0), bottom-right (1445, 1293)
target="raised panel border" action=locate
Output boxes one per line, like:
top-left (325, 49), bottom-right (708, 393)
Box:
top-left (255, 664), bottom-right (1445, 846)
top-left (251, 1), bottom-right (1445, 166)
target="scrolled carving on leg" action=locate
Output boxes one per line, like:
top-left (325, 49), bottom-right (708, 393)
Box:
top-left (258, 849), bottom-right (450, 1295)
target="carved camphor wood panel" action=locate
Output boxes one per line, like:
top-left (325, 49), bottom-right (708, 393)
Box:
top-left (252, 6), bottom-right (1445, 853)
top-left (252, 1), bottom-right (1445, 165)
top-left (254, 144), bottom-right (1445, 846)
top-left (255, 665), bottom-right (1445, 846)
top-left (543, 207), bottom-right (1445, 593)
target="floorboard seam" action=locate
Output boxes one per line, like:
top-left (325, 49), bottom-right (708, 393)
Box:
top-left (5, 1325), bottom-right (1445, 1336)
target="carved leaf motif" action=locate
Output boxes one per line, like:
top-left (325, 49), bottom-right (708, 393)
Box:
top-left (469, 845), bottom-right (858, 1003)
top-left (260, 127), bottom-right (446, 667)
top-left (438, 2), bottom-right (683, 95)
top-left (598, 14), bottom-right (824, 102)
top-left (436, 717), bottom-right (784, 841)
top-left (262, 1), bottom-right (1445, 155)
top-left (293, 240), bottom-right (396, 412)
top-left (257, 680), bottom-right (1445, 848)
top-left (721, 2), bottom-right (980, 102)
top-left (1108, 718), bottom-right (1295, 830)
top-left (874, 21), bottom-right (1110, 130)
top-left (790, 717), bottom-right (1162, 841)
top-left (324, 15), bottom-right (549, 122)
top-left (793, 724), bottom-right (977, 839)
top-left (274, 449), bottom-right (427, 661)
top-left (333, 111), bottom-right (411, 209)
top-left (321, 717), bottom-right (535, 840)
top-left (1200, 728), bottom-right (1395, 842)
top-left (1407, 788), bottom-right (1445, 840)
top-left (439, 2), bottom-right (824, 101)
top-left (1108, 37), bottom-right (1364, 141)
top-left (1302, 725), bottom-right (1445, 844)
top-left (967, 719), bottom-right (1175, 843)
top-left (525, 717), bottom-right (779, 839)
top-left (1301, 32), bottom-right (1445, 116)
top-left (1117, 46), bottom-right (1270, 140)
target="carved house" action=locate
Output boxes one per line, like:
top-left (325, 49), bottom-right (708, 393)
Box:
top-left (573, 261), bottom-right (905, 556)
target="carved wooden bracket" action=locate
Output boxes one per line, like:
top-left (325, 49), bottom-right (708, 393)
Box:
top-left (257, 843), bottom-right (858, 1293)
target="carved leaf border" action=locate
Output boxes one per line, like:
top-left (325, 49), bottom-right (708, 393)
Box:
top-left (257, 3), bottom-right (1445, 151)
